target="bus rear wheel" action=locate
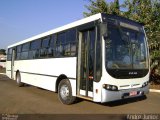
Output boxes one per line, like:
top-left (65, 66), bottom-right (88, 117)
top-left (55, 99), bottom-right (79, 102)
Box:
top-left (16, 72), bottom-right (24, 87)
top-left (58, 79), bottom-right (76, 105)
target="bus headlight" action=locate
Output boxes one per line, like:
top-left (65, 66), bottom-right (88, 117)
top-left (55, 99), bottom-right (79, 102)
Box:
top-left (142, 81), bottom-right (149, 88)
top-left (103, 84), bottom-right (118, 91)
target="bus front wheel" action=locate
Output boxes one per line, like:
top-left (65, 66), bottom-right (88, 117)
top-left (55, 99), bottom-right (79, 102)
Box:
top-left (16, 72), bottom-right (24, 87)
top-left (58, 79), bottom-right (76, 105)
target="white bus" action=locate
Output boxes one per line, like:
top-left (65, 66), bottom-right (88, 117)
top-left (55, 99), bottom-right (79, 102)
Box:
top-left (6, 13), bottom-right (149, 104)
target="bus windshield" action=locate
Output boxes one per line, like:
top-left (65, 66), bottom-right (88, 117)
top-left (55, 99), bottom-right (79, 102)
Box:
top-left (105, 24), bottom-right (149, 70)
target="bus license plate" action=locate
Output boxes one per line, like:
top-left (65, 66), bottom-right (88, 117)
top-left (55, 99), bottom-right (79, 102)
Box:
top-left (129, 91), bottom-right (137, 96)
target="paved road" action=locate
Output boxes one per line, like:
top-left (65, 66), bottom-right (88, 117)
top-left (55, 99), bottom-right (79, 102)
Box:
top-left (0, 74), bottom-right (160, 114)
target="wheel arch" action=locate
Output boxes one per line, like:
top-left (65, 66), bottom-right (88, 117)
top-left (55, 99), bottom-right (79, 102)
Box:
top-left (55, 74), bottom-right (68, 92)
top-left (15, 70), bottom-right (20, 79)
top-left (15, 70), bottom-right (24, 87)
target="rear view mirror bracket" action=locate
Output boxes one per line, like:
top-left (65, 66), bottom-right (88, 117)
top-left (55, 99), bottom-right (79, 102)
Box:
top-left (100, 23), bottom-right (108, 40)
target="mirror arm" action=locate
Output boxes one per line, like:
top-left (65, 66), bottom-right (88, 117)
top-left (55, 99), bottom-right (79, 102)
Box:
top-left (100, 23), bottom-right (108, 39)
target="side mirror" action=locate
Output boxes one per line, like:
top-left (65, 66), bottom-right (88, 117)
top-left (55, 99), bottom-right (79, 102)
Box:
top-left (100, 23), bottom-right (108, 39)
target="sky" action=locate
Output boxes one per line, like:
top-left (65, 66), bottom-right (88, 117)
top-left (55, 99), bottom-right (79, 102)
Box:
top-left (0, 0), bottom-right (122, 49)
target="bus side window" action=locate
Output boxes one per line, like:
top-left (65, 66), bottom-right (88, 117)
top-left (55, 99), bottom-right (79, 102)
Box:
top-left (20, 43), bottom-right (30, 60)
top-left (7, 48), bottom-right (12, 61)
top-left (65, 29), bottom-right (77, 56)
top-left (35, 49), bottom-right (40, 58)
top-left (29, 39), bottom-right (41, 59)
top-left (40, 36), bottom-right (50, 58)
top-left (48, 34), bottom-right (55, 57)
top-left (28, 50), bottom-right (36, 59)
top-left (16, 45), bottom-right (21, 60)
top-left (56, 32), bottom-right (65, 57)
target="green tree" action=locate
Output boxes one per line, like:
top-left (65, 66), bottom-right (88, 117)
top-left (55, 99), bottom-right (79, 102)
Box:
top-left (83, 0), bottom-right (160, 75)
top-left (122, 0), bottom-right (160, 44)
top-left (83, 0), bottom-right (109, 17)
top-left (109, 0), bottom-right (120, 15)
top-left (0, 49), bottom-right (6, 55)
top-left (83, 0), bottom-right (120, 17)
top-left (121, 0), bottom-right (160, 59)
top-left (84, 0), bottom-right (160, 44)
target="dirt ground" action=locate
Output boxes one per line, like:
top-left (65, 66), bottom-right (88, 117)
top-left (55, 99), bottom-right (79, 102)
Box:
top-left (0, 74), bottom-right (160, 114)
top-left (0, 73), bottom-right (160, 120)
top-left (0, 68), bottom-right (5, 73)
top-left (150, 84), bottom-right (160, 89)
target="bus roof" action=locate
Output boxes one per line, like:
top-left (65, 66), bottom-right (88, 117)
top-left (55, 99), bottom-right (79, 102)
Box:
top-left (8, 13), bottom-right (102, 48)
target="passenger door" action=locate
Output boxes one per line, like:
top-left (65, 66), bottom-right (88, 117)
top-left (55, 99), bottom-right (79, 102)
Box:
top-left (77, 28), bottom-right (95, 99)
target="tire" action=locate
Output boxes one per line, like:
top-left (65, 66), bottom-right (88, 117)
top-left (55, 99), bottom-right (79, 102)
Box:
top-left (16, 72), bottom-right (24, 87)
top-left (58, 79), bottom-right (76, 105)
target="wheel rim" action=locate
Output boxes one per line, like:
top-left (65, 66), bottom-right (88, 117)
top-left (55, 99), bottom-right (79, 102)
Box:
top-left (60, 85), bottom-right (69, 100)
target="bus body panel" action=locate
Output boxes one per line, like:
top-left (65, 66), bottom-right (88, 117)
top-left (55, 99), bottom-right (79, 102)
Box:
top-left (101, 85), bottom-right (149, 103)
top-left (10, 57), bottom-right (76, 92)
top-left (6, 61), bottom-right (11, 78)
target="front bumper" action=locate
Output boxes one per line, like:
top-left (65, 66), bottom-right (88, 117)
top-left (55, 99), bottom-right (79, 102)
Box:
top-left (101, 85), bottom-right (149, 103)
